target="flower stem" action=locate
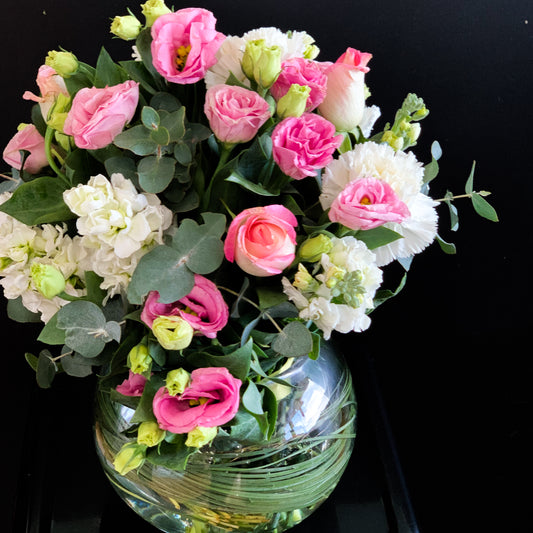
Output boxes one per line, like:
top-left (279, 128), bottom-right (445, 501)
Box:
top-left (44, 127), bottom-right (69, 184)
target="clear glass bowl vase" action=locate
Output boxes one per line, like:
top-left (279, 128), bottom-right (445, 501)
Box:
top-left (93, 342), bottom-right (357, 533)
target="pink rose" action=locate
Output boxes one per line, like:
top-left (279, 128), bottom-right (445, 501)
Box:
top-left (116, 370), bottom-right (147, 397)
top-left (141, 275), bottom-right (229, 338)
top-left (151, 8), bottom-right (225, 84)
top-left (204, 84), bottom-right (271, 144)
top-left (329, 177), bottom-right (411, 230)
top-left (153, 367), bottom-right (241, 433)
top-left (271, 113), bottom-right (343, 180)
top-left (2, 125), bottom-right (48, 174)
top-left (224, 205), bottom-right (297, 277)
top-left (318, 48), bottom-right (372, 132)
top-left (270, 57), bottom-right (328, 112)
top-left (23, 64), bottom-right (69, 121)
top-left (63, 80), bottom-right (139, 150)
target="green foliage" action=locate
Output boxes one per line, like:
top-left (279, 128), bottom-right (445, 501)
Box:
top-left (128, 212), bottom-right (226, 304)
top-left (0, 176), bottom-right (74, 225)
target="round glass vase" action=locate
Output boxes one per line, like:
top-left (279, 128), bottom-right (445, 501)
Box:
top-left (93, 342), bottom-right (357, 533)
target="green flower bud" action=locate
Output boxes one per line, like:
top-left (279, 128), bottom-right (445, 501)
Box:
top-left (405, 122), bottom-right (421, 144)
top-left (152, 316), bottom-right (194, 351)
top-left (128, 343), bottom-right (152, 374)
top-left (113, 442), bottom-right (146, 475)
top-left (45, 50), bottom-right (79, 78)
top-left (293, 264), bottom-right (319, 293)
top-left (166, 368), bottom-right (191, 396)
top-left (141, 0), bottom-right (172, 27)
top-left (30, 263), bottom-right (65, 299)
top-left (137, 421), bottom-right (165, 447)
top-left (110, 15), bottom-right (142, 41)
top-left (185, 426), bottom-right (218, 448)
top-left (299, 234), bottom-right (333, 263)
top-left (242, 39), bottom-right (282, 89)
top-left (381, 130), bottom-right (404, 151)
top-left (304, 44), bottom-right (320, 60)
top-left (276, 84), bottom-right (311, 119)
top-left (47, 93), bottom-right (71, 132)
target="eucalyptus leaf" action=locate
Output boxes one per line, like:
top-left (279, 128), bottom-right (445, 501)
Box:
top-left (37, 312), bottom-right (66, 345)
top-left (114, 124), bottom-right (158, 156)
top-left (141, 106), bottom-right (160, 130)
top-left (436, 234), bottom-right (457, 254)
top-left (471, 193), bottom-right (499, 222)
top-left (272, 321), bottom-right (313, 358)
top-left (138, 155), bottom-right (176, 193)
top-left (170, 213), bottom-right (226, 275)
top-left (36, 350), bottom-right (57, 388)
top-left (160, 108), bottom-right (186, 142)
top-left (60, 351), bottom-right (94, 378)
top-left (127, 245), bottom-right (195, 305)
top-left (7, 297), bottom-right (41, 323)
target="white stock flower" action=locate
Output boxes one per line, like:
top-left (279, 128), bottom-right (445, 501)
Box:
top-left (320, 142), bottom-right (438, 266)
top-left (282, 236), bottom-right (381, 339)
top-left (205, 28), bottom-right (318, 89)
top-left (63, 173), bottom-right (172, 259)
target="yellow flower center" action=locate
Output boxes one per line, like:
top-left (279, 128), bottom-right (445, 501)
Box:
top-left (189, 397), bottom-right (209, 407)
top-left (175, 45), bottom-right (191, 71)
top-left (360, 195), bottom-right (372, 205)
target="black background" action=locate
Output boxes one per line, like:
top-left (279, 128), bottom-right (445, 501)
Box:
top-left (2, 1), bottom-right (531, 532)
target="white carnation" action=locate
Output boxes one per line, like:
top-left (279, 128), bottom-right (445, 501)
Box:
top-left (320, 142), bottom-right (438, 265)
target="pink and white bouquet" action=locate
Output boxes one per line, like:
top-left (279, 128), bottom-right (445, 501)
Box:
top-left (0, 1), bottom-right (496, 474)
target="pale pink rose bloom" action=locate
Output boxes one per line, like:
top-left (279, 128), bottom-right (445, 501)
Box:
top-left (329, 177), bottom-right (411, 230)
top-left (270, 57), bottom-right (329, 112)
top-left (153, 367), bottom-right (241, 433)
top-left (224, 205), bottom-right (297, 277)
top-left (318, 47), bottom-right (372, 132)
top-left (204, 84), bottom-right (271, 144)
top-left (22, 64), bottom-right (69, 120)
top-left (3, 125), bottom-right (48, 174)
top-left (63, 80), bottom-right (139, 150)
top-left (116, 370), bottom-right (147, 397)
top-left (141, 275), bottom-right (229, 338)
top-left (151, 8), bottom-right (225, 84)
top-left (271, 113), bottom-right (343, 180)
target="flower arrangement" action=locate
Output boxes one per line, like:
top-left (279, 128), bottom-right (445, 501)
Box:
top-left (1, 0), bottom-right (497, 484)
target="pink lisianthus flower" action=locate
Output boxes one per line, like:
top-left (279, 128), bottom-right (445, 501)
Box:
top-left (116, 370), bottom-right (147, 397)
top-left (63, 80), bottom-right (139, 150)
top-left (153, 367), bottom-right (242, 433)
top-left (270, 57), bottom-right (328, 112)
top-left (204, 84), bottom-right (271, 144)
top-left (318, 47), bottom-right (372, 132)
top-left (151, 8), bottom-right (225, 84)
top-left (22, 64), bottom-right (69, 121)
top-left (2, 124), bottom-right (48, 174)
top-left (271, 113), bottom-right (343, 180)
top-left (328, 177), bottom-right (411, 230)
top-left (141, 275), bottom-right (229, 339)
top-left (224, 205), bottom-right (298, 277)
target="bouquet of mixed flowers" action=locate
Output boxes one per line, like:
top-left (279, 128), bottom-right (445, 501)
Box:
top-left (1, 0), bottom-right (497, 479)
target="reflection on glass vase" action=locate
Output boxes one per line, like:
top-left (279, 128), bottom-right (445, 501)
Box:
top-left (93, 342), bottom-right (357, 533)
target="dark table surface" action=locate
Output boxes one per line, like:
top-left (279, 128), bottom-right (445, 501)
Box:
top-left (2, 1), bottom-right (532, 532)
